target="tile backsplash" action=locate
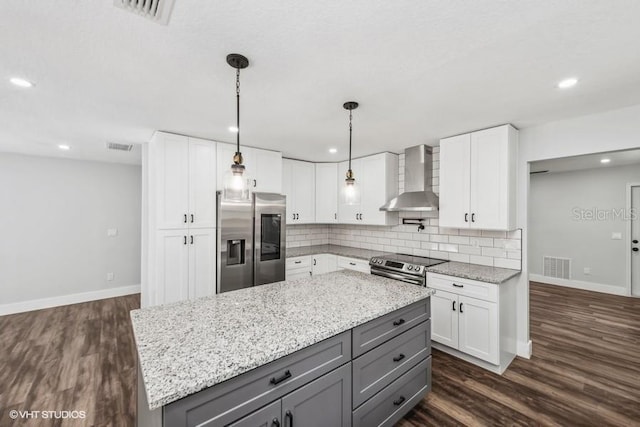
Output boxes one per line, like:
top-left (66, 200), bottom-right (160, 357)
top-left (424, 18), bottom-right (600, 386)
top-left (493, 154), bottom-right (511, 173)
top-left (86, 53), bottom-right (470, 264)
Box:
top-left (285, 147), bottom-right (522, 270)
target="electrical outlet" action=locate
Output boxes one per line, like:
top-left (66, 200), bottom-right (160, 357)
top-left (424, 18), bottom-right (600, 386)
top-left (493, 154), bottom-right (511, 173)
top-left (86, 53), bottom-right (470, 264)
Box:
top-left (107, 272), bottom-right (114, 281)
top-left (107, 228), bottom-right (118, 237)
top-left (611, 232), bottom-right (622, 240)
top-left (583, 267), bottom-right (591, 275)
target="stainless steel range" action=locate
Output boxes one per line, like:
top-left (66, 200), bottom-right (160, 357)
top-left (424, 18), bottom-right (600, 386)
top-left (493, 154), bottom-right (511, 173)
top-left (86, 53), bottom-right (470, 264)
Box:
top-left (369, 253), bottom-right (447, 286)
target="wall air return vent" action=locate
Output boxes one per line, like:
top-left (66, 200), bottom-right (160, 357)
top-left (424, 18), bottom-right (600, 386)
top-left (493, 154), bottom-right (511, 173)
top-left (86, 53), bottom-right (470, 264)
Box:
top-left (113, 0), bottom-right (176, 25)
top-left (106, 142), bottom-right (134, 152)
top-left (543, 256), bottom-right (571, 280)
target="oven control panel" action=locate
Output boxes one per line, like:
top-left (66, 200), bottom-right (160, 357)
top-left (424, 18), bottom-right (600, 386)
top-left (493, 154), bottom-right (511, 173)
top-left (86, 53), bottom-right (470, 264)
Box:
top-left (370, 257), bottom-right (423, 274)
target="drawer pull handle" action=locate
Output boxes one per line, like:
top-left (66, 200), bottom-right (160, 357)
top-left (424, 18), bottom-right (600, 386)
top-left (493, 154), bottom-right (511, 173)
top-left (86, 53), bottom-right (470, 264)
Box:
top-left (393, 353), bottom-right (405, 362)
top-left (452, 283), bottom-right (464, 288)
top-left (349, 262), bottom-right (356, 266)
top-left (294, 261), bottom-right (302, 264)
top-left (452, 301), bottom-right (456, 311)
top-left (393, 318), bottom-right (405, 327)
top-left (460, 303), bottom-right (464, 313)
top-left (270, 370), bottom-right (292, 385)
top-left (272, 419), bottom-right (280, 427)
top-left (393, 396), bottom-right (406, 406)
top-left (285, 410), bottom-right (293, 427)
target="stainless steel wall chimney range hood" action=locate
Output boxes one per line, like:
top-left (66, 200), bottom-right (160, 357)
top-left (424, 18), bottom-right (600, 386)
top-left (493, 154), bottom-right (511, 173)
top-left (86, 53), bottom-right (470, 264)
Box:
top-left (380, 145), bottom-right (439, 212)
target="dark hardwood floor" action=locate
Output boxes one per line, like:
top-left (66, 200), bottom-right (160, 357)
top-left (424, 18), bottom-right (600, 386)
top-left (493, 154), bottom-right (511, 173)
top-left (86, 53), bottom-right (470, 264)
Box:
top-left (1, 282), bottom-right (639, 426)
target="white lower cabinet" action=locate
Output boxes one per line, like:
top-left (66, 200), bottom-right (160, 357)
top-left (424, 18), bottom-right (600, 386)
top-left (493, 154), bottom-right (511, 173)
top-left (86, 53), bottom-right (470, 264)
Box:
top-left (337, 256), bottom-right (370, 274)
top-left (286, 256), bottom-right (313, 280)
top-left (427, 272), bottom-right (516, 373)
top-left (312, 254), bottom-right (338, 275)
top-left (155, 228), bottom-right (216, 305)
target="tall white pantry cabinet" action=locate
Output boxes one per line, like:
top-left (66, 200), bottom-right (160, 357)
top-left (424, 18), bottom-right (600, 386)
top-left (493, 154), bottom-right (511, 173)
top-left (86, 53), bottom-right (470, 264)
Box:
top-left (143, 132), bottom-right (217, 307)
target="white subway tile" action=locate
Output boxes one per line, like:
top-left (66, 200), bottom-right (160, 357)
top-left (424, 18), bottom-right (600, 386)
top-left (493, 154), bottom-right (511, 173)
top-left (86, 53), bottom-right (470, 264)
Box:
top-left (430, 251), bottom-right (450, 260)
top-left (448, 253), bottom-right (470, 263)
top-left (439, 227), bottom-right (459, 236)
top-left (439, 243), bottom-right (459, 253)
top-left (459, 245), bottom-right (482, 255)
top-left (449, 235), bottom-right (470, 245)
top-left (469, 255), bottom-right (493, 266)
top-left (494, 258), bottom-right (521, 270)
top-left (507, 250), bottom-right (522, 260)
top-left (481, 247), bottom-right (507, 258)
top-left (481, 230), bottom-right (507, 238)
top-left (507, 229), bottom-right (522, 239)
top-left (459, 229), bottom-right (482, 237)
top-left (469, 237), bottom-right (493, 247)
top-left (430, 234), bottom-right (449, 243)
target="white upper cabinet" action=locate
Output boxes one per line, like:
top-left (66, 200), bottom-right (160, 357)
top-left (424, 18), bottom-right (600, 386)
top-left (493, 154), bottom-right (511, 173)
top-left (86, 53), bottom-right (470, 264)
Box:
top-left (439, 124), bottom-right (518, 231)
top-left (315, 163), bottom-right (338, 223)
top-left (338, 153), bottom-right (398, 226)
top-left (216, 143), bottom-right (282, 194)
top-left (151, 133), bottom-right (216, 230)
top-left (282, 159), bottom-right (315, 224)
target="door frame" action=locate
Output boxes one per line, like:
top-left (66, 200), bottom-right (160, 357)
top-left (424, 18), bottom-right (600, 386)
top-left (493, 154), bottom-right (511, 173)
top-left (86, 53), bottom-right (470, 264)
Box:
top-left (625, 182), bottom-right (640, 296)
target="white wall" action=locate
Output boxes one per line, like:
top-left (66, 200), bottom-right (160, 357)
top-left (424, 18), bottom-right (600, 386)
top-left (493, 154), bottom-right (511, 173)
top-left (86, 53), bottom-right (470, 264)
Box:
top-left (0, 153), bottom-right (141, 310)
top-left (517, 103), bottom-right (640, 357)
top-left (530, 165), bottom-right (640, 292)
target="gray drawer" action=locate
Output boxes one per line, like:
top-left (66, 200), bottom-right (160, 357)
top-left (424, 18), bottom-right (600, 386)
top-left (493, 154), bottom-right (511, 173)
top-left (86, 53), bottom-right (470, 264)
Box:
top-left (352, 299), bottom-right (430, 358)
top-left (164, 331), bottom-right (351, 427)
top-left (352, 357), bottom-right (431, 427)
top-left (352, 321), bottom-right (430, 408)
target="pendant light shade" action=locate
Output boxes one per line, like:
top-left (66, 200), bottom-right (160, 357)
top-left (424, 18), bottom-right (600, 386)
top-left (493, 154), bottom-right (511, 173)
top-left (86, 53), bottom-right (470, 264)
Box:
top-left (342, 101), bottom-right (360, 205)
top-left (223, 53), bottom-right (252, 201)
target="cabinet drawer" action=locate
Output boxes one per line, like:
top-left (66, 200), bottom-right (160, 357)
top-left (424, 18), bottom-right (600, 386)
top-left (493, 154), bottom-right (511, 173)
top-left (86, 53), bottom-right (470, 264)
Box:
top-left (286, 269), bottom-right (312, 281)
top-left (287, 256), bottom-right (312, 269)
top-left (353, 357), bottom-right (431, 427)
top-left (352, 321), bottom-right (430, 408)
top-left (163, 331), bottom-right (351, 427)
top-left (352, 299), bottom-right (430, 358)
top-left (427, 273), bottom-right (497, 303)
top-left (337, 256), bottom-right (370, 274)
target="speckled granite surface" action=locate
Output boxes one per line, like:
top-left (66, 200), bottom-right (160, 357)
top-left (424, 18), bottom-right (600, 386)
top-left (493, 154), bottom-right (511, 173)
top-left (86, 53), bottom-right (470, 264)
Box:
top-left (131, 270), bottom-right (431, 410)
top-left (426, 261), bottom-right (520, 284)
top-left (286, 244), bottom-right (386, 260)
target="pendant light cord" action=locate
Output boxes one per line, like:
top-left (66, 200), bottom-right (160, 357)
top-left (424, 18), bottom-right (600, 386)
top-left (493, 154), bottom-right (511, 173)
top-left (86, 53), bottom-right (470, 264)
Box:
top-left (236, 68), bottom-right (241, 156)
top-left (348, 110), bottom-right (353, 171)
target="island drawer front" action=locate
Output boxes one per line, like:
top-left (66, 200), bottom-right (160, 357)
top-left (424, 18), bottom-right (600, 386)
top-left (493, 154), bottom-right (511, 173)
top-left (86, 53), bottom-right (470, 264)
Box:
top-left (352, 320), bottom-right (431, 409)
top-left (427, 273), bottom-right (498, 303)
top-left (352, 356), bottom-right (431, 427)
top-left (163, 331), bottom-right (351, 427)
top-left (352, 299), bottom-right (430, 358)
top-left (286, 256), bottom-right (312, 269)
top-left (337, 256), bottom-right (370, 273)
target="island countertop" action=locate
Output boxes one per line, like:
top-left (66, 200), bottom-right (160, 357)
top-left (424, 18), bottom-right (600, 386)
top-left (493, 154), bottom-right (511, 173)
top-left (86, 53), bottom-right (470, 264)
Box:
top-left (131, 270), bottom-right (432, 410)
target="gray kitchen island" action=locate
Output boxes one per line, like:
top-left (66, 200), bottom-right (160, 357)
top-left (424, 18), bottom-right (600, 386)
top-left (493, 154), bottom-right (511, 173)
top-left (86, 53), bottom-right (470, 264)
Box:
top-left (132, 270), bottom-right (432, 427)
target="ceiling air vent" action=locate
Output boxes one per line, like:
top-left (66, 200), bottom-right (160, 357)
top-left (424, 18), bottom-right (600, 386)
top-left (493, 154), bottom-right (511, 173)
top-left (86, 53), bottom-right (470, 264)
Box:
top-left (106, 142), bottom-right (134, 152)
top-left (113, 0), bottom-right (176, 25)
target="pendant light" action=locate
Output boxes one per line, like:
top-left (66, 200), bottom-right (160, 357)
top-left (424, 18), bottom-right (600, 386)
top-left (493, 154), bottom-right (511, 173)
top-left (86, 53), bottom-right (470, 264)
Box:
top-left (223, 53), bottom-right (252, 201)
top-left (342, 101), bottom-right (361, 205)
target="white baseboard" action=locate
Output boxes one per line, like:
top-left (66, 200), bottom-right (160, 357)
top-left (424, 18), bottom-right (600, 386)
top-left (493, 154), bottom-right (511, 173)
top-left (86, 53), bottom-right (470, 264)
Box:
top-left (0, 284), bottom-right (141, 316)
top-left (517, 339), bottom-right (532, 359)
top-left (529, 274), bottom-right (627, 296)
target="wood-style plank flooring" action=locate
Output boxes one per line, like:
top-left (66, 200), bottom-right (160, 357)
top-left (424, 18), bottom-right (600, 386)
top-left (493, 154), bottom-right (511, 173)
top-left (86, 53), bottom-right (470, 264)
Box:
top-left (1, 282), bottom-right (639, 426)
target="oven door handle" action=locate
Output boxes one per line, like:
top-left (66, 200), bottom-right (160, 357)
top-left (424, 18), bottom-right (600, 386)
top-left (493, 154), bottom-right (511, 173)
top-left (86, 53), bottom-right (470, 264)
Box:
top-left (371, 269), bottom-right (424, 286)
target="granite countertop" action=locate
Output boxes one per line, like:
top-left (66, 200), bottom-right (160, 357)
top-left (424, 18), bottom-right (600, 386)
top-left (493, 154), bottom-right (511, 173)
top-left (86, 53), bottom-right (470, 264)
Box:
top-left (131, 270), bottom-right (432, 410)
top-left (426, 261), bottom-right (520, 284)
top-left (286, 244), bottom-right (386, 260)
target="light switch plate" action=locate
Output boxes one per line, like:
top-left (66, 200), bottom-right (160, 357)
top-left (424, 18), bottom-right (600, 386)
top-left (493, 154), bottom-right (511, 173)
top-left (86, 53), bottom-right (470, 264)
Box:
top-left (611, 232), bottom-right (622, 240)
top-left (107, 272), bottom-right (114, 281)
top-left (107, 228), bottom-right (118, 237)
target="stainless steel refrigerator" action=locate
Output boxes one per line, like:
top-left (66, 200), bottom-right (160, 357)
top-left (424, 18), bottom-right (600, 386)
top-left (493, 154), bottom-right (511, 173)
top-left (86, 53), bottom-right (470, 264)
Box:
top-left (217, 192), bottom-right (286, 293)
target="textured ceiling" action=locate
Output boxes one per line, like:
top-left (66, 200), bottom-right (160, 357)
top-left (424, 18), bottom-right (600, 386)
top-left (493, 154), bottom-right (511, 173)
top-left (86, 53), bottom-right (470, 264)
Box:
top-left (2, 0), bottom-right (640, 165)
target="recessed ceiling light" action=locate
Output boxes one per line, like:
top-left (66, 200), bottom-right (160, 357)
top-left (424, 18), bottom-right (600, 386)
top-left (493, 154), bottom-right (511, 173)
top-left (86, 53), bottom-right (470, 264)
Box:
top-left (228, 126), bottom-right (238, 133)
top-left (557, 78), bottom-right (578, 89)
top-left (600, 158), bottom-right (611, 164)
top-left (10, 77), bottom-right (34, 88)
top-left (329, 148), bottom-right (337, 154)
top-left (58, 144), bottom-right (71, 151)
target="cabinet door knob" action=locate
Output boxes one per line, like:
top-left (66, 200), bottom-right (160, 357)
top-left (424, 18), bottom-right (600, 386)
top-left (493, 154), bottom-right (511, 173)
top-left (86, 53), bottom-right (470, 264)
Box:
top-left (190, 214), bottom-right (194, 223)
top-left (334, 213), bottom-right (337, 220)
top-left (471, 213), bottom-right (476, 222)
top-left (184, 214), bottom-right (188, 224)
top-left (285, 410), bottom-right (293, 427)
top-left (183, 236), bottom-right (187, 245)
top-left (393, 318), bottom-right (405, 326)
top-left (464, 213), bottom-right (468, 222)
top-left (190, 235), bottom-right (194, 245)
top-left (452, 301), bottom-right (456, 311)
top-left (272, 418), bottom-right (280, 427)
top-left (313, 259), bottom-right (317, 266)
top-left (253, 179), bottom-right (257, 187)
top-left (460, 303), bottom-right (464, 313)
